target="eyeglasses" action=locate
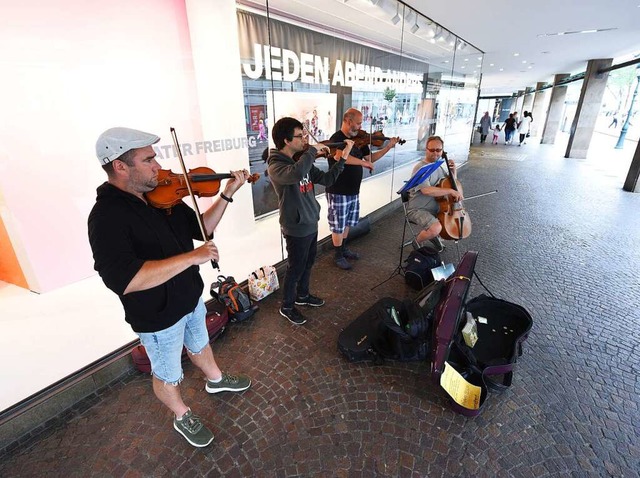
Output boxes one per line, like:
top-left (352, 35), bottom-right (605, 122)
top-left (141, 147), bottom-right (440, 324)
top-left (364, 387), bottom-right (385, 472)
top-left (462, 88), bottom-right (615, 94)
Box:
top-left (292, 134), bottom-right (305, 139)
top-left (427, 148), bottom-right (443, 153)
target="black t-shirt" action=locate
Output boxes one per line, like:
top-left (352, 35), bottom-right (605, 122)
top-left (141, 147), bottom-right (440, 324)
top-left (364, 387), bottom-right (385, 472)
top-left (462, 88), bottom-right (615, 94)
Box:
top-left (504, 117), bottom-right (516, 131)
top-left (325, 130), bottom-right (371, 195)
top-left (88, 183), bottom-right (204, 333)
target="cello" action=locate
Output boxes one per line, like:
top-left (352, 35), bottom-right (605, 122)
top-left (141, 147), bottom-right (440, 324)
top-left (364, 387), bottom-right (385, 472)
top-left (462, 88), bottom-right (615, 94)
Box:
top-left (435, 152), bottom-right (471, 240)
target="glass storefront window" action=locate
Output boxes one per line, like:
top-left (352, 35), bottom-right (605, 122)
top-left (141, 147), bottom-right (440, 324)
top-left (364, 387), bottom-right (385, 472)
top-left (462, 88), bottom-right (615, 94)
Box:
top-left (237, 0), bottom-right (482, 217)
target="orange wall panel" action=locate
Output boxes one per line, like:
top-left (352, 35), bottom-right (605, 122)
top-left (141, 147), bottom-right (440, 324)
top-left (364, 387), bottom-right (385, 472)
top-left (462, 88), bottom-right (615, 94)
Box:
top-left (0, 216), bottom-right (28, 289)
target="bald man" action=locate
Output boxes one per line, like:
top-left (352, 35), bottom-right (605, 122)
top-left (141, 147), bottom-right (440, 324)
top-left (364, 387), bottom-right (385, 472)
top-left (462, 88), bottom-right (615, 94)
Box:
top-left (326, 108), bottom-right (399, 270)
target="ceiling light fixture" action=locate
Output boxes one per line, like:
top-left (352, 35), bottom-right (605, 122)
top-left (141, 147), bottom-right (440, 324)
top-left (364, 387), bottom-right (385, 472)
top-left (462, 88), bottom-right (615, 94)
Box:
top-left (391, 3), bottom-right (401, 25)
top-left (410, 11), bottom-right (419, 33)
top-left (370, 0), bottom-right (380, 5)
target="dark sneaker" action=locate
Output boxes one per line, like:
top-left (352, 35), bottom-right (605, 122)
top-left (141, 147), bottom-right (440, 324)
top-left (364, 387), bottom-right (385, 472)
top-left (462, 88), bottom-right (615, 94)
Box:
top-left (173, 409), bottom-right (214, 447)
top-left (335, 256), bottom-right (353, 270)
top-left (342, 248), bottom-right (360, 260)
top-left (205, 372), bottom-right (251, 394)
top-left (295, 294), bottom-right (325, 307)
top-left (419, 237), bottom-right (445, 253)
top-left (279, 306), bottom-right (307, 325)
top-left (431, 236), bottom-right (445, 252)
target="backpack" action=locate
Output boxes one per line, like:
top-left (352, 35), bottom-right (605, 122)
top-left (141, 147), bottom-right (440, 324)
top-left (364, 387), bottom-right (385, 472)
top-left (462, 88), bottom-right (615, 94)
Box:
top-left (373, 299), bottom-right (431, 361)
top-left (404, 248), bottom-right (442, 290)
top-left (210, 275), bottom-right (258, 322)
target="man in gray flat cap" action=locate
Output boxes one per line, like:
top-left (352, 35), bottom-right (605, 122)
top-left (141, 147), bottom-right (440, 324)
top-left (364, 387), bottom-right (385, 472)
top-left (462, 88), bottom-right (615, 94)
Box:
top-left (88, 127), bottom-right (251, 448)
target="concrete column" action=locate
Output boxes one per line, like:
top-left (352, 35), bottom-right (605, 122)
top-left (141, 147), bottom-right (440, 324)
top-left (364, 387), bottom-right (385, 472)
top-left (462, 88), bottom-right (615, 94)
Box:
top-left (522, 86), bottom-right (535, 113)
top-left (530, 82), bottom-right (548, 137)
top-left (565, 58), bottom-right (613, 158)
top-left (492, 99), bottom-right (501, 122)
top-left (515, 90), bottom-right (525, 113)
top-left (623, 141), bottom-right (640, 192)
top-left (541, 74), bottom-right (569, 144)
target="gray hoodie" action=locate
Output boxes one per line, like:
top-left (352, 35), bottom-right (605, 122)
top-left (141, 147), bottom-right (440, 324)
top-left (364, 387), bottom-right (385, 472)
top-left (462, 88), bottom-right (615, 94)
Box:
top-left (267, 146), bottom-right (345, 237)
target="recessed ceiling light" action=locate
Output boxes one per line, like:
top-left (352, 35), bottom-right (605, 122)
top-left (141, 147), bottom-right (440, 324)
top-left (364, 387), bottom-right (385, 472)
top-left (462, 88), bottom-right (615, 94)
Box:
top-left (499, 68), bottom-right (504, 71)
top-left (461, 66), bottom-right (465, 69)
top-left (522, 60), bottom-right (527, 63)
top-left (537, 27), bottom-right (617, 37)
top-left (477, 57), bottom-right (482, 60)
top-left (464, 58), bottom-right (469, 61)
top-left (513, 53), bottom-right (520, 57)
top-left (489, 63), bottom-right (494, 66)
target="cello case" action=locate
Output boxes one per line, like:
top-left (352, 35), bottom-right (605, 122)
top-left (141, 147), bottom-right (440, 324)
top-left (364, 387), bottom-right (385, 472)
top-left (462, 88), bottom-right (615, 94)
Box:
top-left (430, 251), bottom-right (533, 416)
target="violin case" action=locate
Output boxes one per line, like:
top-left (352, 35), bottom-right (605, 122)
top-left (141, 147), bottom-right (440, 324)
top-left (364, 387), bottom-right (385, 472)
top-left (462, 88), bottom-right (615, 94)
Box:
top-left (338, 251), bottom-right (533, 416)
top-left (131, 299), bottom-right (229, 374)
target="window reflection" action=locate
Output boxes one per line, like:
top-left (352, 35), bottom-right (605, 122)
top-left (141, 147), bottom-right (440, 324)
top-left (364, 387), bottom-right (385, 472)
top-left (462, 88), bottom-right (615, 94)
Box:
top-left (237, 0), bottom-right (482, 217)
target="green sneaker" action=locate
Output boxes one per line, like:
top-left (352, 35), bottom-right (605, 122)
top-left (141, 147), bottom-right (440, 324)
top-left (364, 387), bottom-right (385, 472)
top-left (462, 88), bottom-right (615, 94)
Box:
top-left (205, 372), bottom-right (251, 394)
top-left (173, 409), bottom-right (214, 447)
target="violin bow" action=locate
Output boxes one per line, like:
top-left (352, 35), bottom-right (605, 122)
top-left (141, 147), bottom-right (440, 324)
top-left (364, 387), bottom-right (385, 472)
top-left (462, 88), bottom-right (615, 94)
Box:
top-left (367, 119), bottom-right (373, 175)
top-left (169, 127), bottom-right (219, 270)
top-left (303, 123), bottom-right (321, 146)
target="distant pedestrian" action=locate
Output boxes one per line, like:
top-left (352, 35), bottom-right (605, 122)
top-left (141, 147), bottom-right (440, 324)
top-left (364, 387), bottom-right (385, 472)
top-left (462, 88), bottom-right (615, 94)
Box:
top-left (518, 111), bottom-right (532, 146)
top-left (492, 124), bottom-right (501, 144)
top-left (258, 119), bottom-right (267, 142)
top-left (609, 112), bottom-right (618, 128)
top-left (503, 114), bottom-right (517, 144)
top-left (479, 111), bottom-right (492, 143)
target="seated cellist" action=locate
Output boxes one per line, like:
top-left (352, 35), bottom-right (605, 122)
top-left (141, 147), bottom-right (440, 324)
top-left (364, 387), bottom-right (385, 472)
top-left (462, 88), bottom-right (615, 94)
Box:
top-left (406, 135), bottom-right (463, 252)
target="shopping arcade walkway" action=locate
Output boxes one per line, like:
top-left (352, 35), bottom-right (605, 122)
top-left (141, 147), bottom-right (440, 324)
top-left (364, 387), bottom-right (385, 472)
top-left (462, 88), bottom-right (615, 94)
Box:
top-left (1, 133), bottom-right (638, 477)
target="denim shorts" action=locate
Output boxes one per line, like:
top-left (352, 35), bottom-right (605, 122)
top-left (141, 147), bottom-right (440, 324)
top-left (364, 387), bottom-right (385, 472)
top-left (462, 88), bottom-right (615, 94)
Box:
top-left (137, 298), bottom-right (209, 385)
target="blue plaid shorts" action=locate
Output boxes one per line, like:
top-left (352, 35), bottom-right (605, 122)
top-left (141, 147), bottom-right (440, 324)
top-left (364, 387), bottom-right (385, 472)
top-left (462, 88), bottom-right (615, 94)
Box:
top-left (326, 193), bottom-right (360, 233)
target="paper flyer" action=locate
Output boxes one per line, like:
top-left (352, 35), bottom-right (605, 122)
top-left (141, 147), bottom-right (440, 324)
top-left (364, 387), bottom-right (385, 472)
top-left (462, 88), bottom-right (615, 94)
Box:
top-left (440, 362), bottom-right (482, 410)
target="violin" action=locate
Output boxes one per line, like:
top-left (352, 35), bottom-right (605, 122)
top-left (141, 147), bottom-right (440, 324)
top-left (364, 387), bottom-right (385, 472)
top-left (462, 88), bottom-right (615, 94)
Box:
top-left (352, 130), bottom-right (406, 148)
top-left (291, 141), bottom-right (348, 161)
top-left (435, 152), bottom-right (472, 240)
top-left (145, 167), bottom-right (259, 209)
top-left (293, 130), bottom-right (405, 162)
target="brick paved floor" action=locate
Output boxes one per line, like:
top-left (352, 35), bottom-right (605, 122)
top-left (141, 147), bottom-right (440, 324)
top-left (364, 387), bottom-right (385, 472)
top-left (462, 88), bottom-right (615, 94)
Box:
top-left (1, 138), bottom-right (639, 477)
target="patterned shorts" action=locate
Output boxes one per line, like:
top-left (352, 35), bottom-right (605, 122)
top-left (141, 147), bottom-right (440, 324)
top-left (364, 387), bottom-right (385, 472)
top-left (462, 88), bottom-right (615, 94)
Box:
top-left (326, 193), bottom-right (360, 234)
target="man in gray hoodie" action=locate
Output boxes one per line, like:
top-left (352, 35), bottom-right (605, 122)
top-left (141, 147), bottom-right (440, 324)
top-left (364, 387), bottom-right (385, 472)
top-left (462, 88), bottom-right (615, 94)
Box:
top-left (267, 117), bottom-right (354, 325)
